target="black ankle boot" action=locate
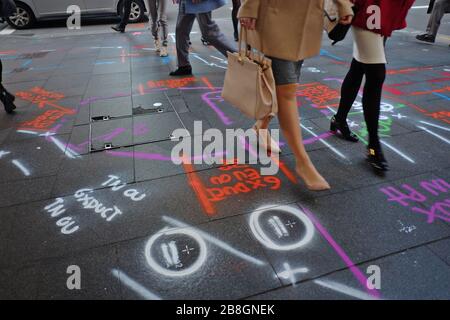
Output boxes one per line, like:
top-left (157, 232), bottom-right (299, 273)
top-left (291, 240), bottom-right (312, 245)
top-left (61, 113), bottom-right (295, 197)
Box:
top-left (330, 116), bottom-right (359, 142)
top-left (234, 31), bottom-right (239, 42)
top-left (111, 24), bottom-right (125, 33)
top-left (0, 84), bottom-right (15, 102)
top-left (0, 90), bottom-right (17, 114)
top-left (367, 146), bottom-right (389, 172)
top-left (169, 66), bottom-right (193, 76)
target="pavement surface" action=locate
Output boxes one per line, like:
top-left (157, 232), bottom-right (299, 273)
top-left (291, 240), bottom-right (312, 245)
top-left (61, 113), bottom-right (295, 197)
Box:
top-left (0, 1), bottom-right (449, 300)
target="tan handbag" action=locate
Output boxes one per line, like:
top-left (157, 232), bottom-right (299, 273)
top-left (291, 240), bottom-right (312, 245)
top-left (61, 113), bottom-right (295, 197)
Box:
top-left (222, 28), bottom-right (278, 120)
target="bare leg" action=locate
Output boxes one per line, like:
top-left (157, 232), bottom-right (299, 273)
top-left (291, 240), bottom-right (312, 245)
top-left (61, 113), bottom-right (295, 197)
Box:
top-left (276, 83), bottom-right (330, 191)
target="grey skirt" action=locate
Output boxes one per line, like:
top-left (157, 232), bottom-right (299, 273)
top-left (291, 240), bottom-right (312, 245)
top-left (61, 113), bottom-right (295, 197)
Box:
top-left (269, 57), bottom-right (304, 86)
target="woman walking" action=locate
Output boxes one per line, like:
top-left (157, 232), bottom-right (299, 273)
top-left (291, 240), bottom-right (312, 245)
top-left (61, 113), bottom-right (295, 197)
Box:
top-left (238, 0), bottom-right (354, 191)
top-left (149, 0), bottom-right (169, 57)
top-left (331, 0), bottom-right (415, 172)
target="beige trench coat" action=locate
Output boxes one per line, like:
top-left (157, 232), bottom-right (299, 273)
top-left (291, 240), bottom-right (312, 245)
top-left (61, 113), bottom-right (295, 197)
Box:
top-left (238, 0), bottom-right (354, 61)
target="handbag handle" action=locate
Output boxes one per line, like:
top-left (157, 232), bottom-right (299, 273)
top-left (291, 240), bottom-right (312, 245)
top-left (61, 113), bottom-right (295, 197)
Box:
top-left (238, 27), bottom-right (251, 60)
top-left (239, 25), bottom-right (268, 67)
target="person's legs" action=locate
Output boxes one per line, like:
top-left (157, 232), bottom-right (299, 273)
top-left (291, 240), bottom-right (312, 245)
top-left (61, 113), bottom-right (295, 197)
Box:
top-left (418, 0), bottom-right (449, 42)
top-left (148, 0), bottom-right (161, 52)
top-left (158, 0), bottom-right (169, 56)
top-left (361, 63), bottom-right (386, 150)
top-left (148, 0), bottom-right (159, 40)
top-left (331, 58), bottom-right (364, 142)
top-left (428, 0), bottom-right (449, 37)
top-left (158, 0), bottom-right (169, 45)
top-left (196, 11), bottom-right (236, 58)
top-left (335, 59), bottom-right (364, 121)
top-left (231, 0), bottom-right (241, 41)
top-left (112, 0), bottom-right (133, 32)
top-left (120, 0), bottom-right (133, 28)
top-left (170, 1), bottom-right (195, 75)
top-left (276, 83), bottom-right (330, 190)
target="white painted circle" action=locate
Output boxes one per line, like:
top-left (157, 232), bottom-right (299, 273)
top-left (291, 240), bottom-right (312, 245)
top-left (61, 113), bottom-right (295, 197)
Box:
top-left (153, 102), bottom-right (163, 107)
top-left (145, 228), bottom-right (207, 277)
top-left (249, 205), bottom-right (314, 251)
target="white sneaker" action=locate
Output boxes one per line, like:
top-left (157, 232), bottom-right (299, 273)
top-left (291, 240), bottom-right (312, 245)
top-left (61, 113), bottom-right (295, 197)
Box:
top-left (160, 46), bottom-right (168, 57)
top-left (154, 39), bottom-right (161, 52)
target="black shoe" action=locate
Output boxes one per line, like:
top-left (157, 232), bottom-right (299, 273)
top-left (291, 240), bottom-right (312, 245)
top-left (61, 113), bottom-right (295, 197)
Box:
top-left (367, 146), bottom-right (389, 173)
top-left (111, 25), bottom-right (125, 33)
top-left (330, 116), bottom-right (359, 142)
top-left (234, 31), bottom-right (239, 42)
top-left (201, 37), bottom-right (210, 46)
top-left (169, 66), bottom-right (193, 76)
top-left (0, 85), bottom-right (15, 102)
top-left (0, 91), bottom-right (16, 114)
top-left (416, 34), bottom-right (435, 43)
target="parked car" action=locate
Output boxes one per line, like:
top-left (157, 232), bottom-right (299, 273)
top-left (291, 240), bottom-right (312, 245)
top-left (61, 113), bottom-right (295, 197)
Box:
top-left (6, 0), bottom-right (148, 29)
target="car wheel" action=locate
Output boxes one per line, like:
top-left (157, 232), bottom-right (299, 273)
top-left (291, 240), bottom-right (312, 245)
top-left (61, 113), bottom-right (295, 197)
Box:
top-left (6, 3), bottom-right (35, 29)
top-left (127, 0), bottom-right (145, 23)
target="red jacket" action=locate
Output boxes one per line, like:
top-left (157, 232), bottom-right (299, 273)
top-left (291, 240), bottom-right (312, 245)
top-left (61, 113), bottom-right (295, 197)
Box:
top-left (352, 0), bottom-right (415, 37)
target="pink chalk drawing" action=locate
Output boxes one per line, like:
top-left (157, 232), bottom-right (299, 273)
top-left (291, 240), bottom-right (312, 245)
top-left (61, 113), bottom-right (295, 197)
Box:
top-left (380, 178), bottom-right (450, 223)
top-left (299, 205), bottom-right (381, 299)
top-left (201, 91), bottom-right (233, 126)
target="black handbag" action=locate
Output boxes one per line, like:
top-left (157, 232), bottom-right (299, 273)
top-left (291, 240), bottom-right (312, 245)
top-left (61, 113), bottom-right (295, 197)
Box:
top-left (0, 0), bottom-right (17, 19)
top-left (324, 5), bottom-right (357, 45)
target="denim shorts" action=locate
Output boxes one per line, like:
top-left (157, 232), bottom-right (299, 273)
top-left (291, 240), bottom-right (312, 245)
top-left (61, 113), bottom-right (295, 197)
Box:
top-left (269, 57), bottom-right (304, 86)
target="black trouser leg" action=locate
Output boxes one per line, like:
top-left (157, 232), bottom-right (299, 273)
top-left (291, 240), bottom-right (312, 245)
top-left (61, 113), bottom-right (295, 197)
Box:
top-left (119, 0), bottom-right (133, 28)
top-left (232, 0), bottom-right (241, 36)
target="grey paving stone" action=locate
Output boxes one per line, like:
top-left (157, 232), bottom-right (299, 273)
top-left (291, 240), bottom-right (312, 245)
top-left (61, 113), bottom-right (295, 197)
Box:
top-left (0, 135), bottom-right (68, 182)
top-left (91, 96), bottom-right (133, 119)
top-left (0, 266), bottom-right (40, 299)
top-left (90, 118), bottom-right (133, 151)
top-left (35, 245), bottom-right (122, 299)
top-left (0, 175), bottom-right (56, 208)
top-left (132, 113), bottom-right (185, 145)
top-left (52, 146), bottom-right (134, 197)
top-left (296, 177), bottom-right (450, 266)
top-left (115, 215), bottom-right (280, 300)
top-left (427, 238), bottom-right (450, 266)
top-left (132, 92), bottom-right (174, 115)
top-left (242, 203), bottom-right (348, 285)
top-left (250, 246), bottom-right (450, 300)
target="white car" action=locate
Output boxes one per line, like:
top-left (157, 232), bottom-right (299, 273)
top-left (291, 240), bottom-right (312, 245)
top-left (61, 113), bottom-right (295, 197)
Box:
top-left (6, 0), bottom-right (148, 29)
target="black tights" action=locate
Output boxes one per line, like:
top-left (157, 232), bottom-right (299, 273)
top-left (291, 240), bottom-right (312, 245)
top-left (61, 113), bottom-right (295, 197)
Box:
top-left (232, 0), bottom-right (241, 36)
top-left (335, 58), bottom-right (386, 149)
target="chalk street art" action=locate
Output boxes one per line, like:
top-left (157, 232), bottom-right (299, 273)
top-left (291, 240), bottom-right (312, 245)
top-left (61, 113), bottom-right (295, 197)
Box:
top-left (296, 82), bottom-right (341, 109)
top-left (44, 198), bottom-right (79, 235)
top-left (144, 227), bottom-right (208, 277)
top-left (43, 175), bottom-right (146, 235)
top-left (181, 159), bottom-right (294, 216)
top-left (0, 150), bottom-right (33, 177)
top-left (249, 205), bottom-right (315, 251)
top-left (380, 178), bottom-right (450, 223)
top-left (16, 87), bottom-right (76, 132)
